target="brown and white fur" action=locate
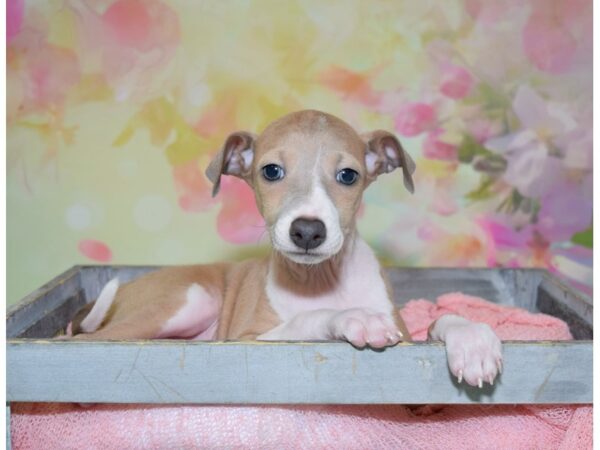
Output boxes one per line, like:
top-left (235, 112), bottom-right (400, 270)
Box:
top-left (69, 110), bottom-right (502, 388)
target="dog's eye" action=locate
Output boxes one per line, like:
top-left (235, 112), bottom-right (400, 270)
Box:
top-left (336, 168), bottom-right (359, 185)
top-left (262, 164), bottom-right (285, 181)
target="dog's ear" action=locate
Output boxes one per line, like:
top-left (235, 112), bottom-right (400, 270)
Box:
top-left (361, 130), bottom-right (416, 193)
top-left (205, 131), bottom-right (257, 196)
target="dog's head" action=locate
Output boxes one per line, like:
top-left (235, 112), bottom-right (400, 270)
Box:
top-left (206, 110), bottom-right (415, 264)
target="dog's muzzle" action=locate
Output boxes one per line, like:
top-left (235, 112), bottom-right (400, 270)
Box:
top-left (289, 218), bottom-right (326, 250)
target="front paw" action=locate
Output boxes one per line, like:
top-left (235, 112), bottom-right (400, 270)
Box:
top-left (329, 308), bottom-right (403, 349)
top-left (444, 321), bottom-right (503, 388)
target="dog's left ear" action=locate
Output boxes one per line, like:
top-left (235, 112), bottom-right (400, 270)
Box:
top-left (205, 131), bottom-right (257, 196)
top-left (361, 130), bottom-right (416, 193)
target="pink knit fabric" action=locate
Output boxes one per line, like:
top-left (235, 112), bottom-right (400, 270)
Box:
top-left (11, 293), bottom-right (592, 449)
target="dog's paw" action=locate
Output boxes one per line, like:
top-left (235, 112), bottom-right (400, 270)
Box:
top-left (329, 308), bottom-right (403, 348)
top-left (443, 320), bottom-right (503, 388)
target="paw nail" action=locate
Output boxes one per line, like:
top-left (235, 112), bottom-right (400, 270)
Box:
top-left (397, 331), bottom-right (404, 338)
top-left (488, 376), bottom-right (494, 386)
top-left (478, 378), bottom-right (483, 389)
top-left (457, 370), bottom-right (463, 384)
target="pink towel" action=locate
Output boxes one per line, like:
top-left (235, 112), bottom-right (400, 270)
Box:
top-left (11, 293), bottom-right (592, 449)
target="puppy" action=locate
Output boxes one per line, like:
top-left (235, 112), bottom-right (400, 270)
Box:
top-left (69, 110), bottom-right (502, 387)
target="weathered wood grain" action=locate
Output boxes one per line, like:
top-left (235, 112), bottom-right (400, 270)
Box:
top-left (6, 266), bottom-right (593, 405)
top-left (6, 340), bottom-right (592, 404)
top-left (6, 267), bottom-right (81, 338)
top-left (384, 267), bottom-right (544, 308)
top-left (6, 405), bottom-right (11, 450)
top-left (536, 273), bottom-right (593, 340)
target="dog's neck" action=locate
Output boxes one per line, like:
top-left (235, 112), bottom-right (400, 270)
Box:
top-left (270, 231), bottom-right (357, 297)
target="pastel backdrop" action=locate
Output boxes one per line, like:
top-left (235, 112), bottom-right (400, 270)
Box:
top-left (7, 0), bottom-right (593, 305)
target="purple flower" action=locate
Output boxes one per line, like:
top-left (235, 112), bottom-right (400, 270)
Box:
top-left (484, 85), bottom-right (577, 198)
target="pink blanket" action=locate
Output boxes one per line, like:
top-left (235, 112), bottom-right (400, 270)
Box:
top-left (11, 293), bottom-right (592, 449)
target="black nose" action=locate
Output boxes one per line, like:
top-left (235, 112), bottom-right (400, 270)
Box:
top-left (289, 218), bottom-right (327, 250)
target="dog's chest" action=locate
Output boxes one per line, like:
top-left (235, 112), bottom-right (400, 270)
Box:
top-left (265, 238), bottom-right (394, 322)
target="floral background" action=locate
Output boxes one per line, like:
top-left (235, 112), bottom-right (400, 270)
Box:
top-left (7, 0), bottom-right (593, 306)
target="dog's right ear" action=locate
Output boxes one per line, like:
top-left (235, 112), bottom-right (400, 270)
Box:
top-left (205, 131), bottom-right (256, 196)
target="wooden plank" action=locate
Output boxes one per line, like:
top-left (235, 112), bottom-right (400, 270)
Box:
top-left (6, 267), bottom-right (81, 338)
top-left (6, 340), bottom-right (592, 405)
top-left (537, 293), bottom-right (592, 340)
top-left (538, 273), bottom-right (593, 325)
top-left (385, 268), bottom-right (527, 307)
top-left (6, 266), bottom-right (159, 338)
top-left (497, 268), bottom-right (544, 312)
top-left (7, 266), bottom-right (586, 338)
top-left (16, 290), bottom-right (86, 338)
top-left (78, 265), bottom-right (160, 302)
top-left (6, 404), bottom-right (11, 450)
top-left (538, 272), bottom-right (593, 340)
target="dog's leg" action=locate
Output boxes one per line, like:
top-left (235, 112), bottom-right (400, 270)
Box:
top-left (70, 320), bottom-right (160, 340)
top-left (428, 314), bottom-right (503, 387)
top-left (258, 307), bottom-right (403, 348)
top-left (72, 282), bottom-right (221, 341)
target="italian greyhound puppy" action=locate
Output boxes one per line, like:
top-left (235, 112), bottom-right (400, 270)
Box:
top-left (69, 110), bottom-right (502, 388)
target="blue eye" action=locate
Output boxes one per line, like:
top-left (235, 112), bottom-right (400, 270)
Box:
top-left (336, 168), bottom-right (359, 185)
top-left (262, 164), bottom-right (285, 181)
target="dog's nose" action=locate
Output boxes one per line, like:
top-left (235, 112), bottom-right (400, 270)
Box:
top-left (289, 218), bottom-right (327, 250)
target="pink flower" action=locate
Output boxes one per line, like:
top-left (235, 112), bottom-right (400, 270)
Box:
top-left (68, 0), bottom-right (180, 101)
top-left (394, 103), bottom-right (436, 137)
top-left (477, 217), bottom-right (533, 251)
top-left (9, 32), bottom-right (81, 113)
top-left (476, 217), bottom-right (551, 268)
top-left (174, 156), bottom-right (265, 244)
top-left (172, 159), bottom-right (217, 213)
top-left (78, 239), bottom-right (113, 262)
top-left (216, 177), bottom-right (266, 245)
top-left (477, 169), bottom-right (592, 248)
top-left (423, 129), bottom-right (458, 161)
top-left (7, 0), bottom-right (24, 44)
top-left (537, 178), bottom-right (592, 242)
top-left (104, 0), bottom-right (154, 51)
top-left (27, 45), bottom-right (80, 109)
top-left (466, 118), bottom-right (503, 144)
top-left (440, 65), bottom-right (474, 99)
top-left (522, 8), bottom-right (577, 74)
top-left (484, 85), bottom-right (576, 198)
top-left (103, 0), bottom-right (179, 52)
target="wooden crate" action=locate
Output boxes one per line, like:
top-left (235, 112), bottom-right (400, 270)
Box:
top-left (7, 266), bottom-right (592, 407)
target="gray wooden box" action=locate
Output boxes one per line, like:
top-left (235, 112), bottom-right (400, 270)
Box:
top-left (6, 266), bottom-right (592, 407)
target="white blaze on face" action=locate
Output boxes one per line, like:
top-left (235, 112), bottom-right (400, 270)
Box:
top-left (272, 176), bottom-right (344, 264)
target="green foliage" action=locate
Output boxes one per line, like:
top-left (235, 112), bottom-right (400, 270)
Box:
top-left (466, 176), bottom-right (496, 202)
top-left (477, 83), bottom-right (512, 110)
top-left (457, 134), bottom-right (494, 164)
top-left (572, 226), bottom-right (593, 248)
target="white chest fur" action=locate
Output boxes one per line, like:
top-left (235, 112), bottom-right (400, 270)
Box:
top-left (265, 237), bottom-right (394, 321)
